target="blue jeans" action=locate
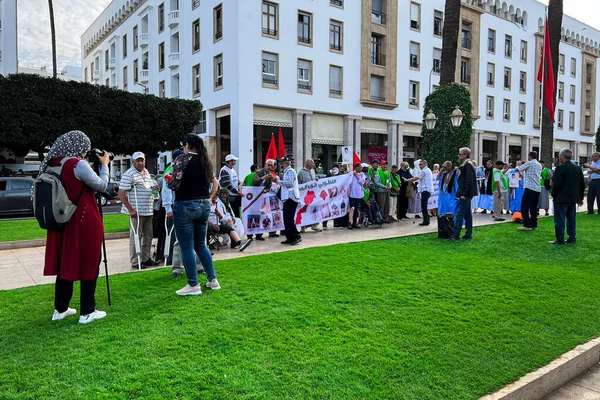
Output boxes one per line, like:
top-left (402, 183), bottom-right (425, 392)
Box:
top-left (553, 203), bottom-right (576, 243)
top-left (173, 199), bottom-right (216, 286)
top-left (452, 198), bottom-right (473, 239)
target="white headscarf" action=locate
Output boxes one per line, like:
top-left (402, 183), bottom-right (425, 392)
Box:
top-left (412, 159), bottom-right (422, 177)
top-left (37, 130), bottom-right (91, 177)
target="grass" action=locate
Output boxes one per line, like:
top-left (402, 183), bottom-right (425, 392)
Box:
top-left (1, 215), bottom-right (599, 399)
top-left (0, 214), bottom-right (129, 242)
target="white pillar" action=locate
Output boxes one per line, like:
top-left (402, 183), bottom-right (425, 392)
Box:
top-left (397, 122), bottom-right (405, 163)
top-left (387, 120), bottom-right (401, 167)
top-left (230, 101), bottom-right (254, 178)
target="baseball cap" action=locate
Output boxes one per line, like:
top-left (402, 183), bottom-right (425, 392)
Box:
top-left (361, 163), bottom-right (370, 168)
top-left (279, 156), bottom-right (291, 162)
top-left (225, 154), bottom-right (239, 162)
top-left (132, 151), bottom-right (145, 160)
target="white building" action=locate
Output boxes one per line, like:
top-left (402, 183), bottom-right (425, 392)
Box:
top-left (0, 0), bottom-right (17, 76)
top-left (18, 65), bottom-right (82, 81)
top-left (81, 0), bottom-right (600, 176)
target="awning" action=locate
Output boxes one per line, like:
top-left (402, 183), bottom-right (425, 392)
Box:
top-left (402, 123), bottom-right (422, 138)
top-left (216, 107), bottom-right (231, 118)
top-left (312, 113), bottom-right (343, 145)
top-left (253, 106), bottom-right (292, 127)
top-left (482, 133), bottom-right (498, 141)
top-left (361, 118), bottom-right (387, 135)
top-left (554, 140), bottom-right (570, 151)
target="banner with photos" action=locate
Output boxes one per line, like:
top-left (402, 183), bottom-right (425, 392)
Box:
top-left (427, 173), bottom-right (440, 210)
top-left (242, 174), bottom-right (352, 235)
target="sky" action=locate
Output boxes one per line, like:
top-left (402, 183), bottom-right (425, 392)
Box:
top-left (16, 0), bottom-right (600, 69)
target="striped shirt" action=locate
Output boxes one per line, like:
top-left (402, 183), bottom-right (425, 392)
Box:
top-left (119, 167), bottom-right (155, 216)
top-left (517, 160), bottom-right (542, 192)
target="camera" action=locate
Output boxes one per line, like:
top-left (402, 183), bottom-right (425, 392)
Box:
top-left (87, 148), bottom-right (115, 161)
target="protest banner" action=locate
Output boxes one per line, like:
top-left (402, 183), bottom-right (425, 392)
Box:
top-left (427, 173), bottom-right (439, 210)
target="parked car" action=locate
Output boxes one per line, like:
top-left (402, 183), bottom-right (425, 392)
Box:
top-left (0, 177), bottom-right (35, 216)
top-left (100, 180), bottom-right (120, 206)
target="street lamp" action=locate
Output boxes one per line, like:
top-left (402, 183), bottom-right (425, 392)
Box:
top-left (423, 105), bottom-right (464, 163)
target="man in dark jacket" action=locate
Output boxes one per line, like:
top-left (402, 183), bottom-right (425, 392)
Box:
top-left (450, 147), bottom-right (479, 241)
top-left (550, 148), bottom-right (585, 245)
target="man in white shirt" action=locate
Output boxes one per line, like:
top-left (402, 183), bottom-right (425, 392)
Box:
top-left (515, 151), bottom-right (543, 231)
top-left (276, 156), bottom-right (301, 245)
top-left (219, 154), bottom-right (243, 218)
top-left (403, 159), bottom-right (434, 226)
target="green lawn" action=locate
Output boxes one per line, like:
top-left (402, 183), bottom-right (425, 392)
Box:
top-left (1, 215), bottom-right (599, 399)
top-left (0, 214), bottom-right (129, 242)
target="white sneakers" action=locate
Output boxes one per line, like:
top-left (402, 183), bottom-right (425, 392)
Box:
top-left (79, 310), bottom-right (107, 324)
top-left (176, 284), bottom-right (203, 296)
top-left (52, 308), bottom-right (77, 321)
top-left (206, 279), bottom-right (221, 290)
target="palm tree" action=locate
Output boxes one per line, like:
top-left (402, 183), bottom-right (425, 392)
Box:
top-left (541, 0), bottom-right (563, 165)
top-left (48, 0), bottom-right (57, 78)
top-left (439, 0), bottom-right (461, 85)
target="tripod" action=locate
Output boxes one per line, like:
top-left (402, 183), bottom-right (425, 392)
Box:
top-left (92, 159), bottom-right (112, 306)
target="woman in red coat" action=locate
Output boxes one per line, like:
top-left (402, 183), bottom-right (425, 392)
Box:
top-left (41, 131), bottom-right (110, 324)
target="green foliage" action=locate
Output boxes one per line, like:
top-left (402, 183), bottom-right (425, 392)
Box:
top-left (0, 74), bottom-right (202, 157)
top-left (1, 216), bottom-right (600, 398)
top-left (421, 83), bottom-right (474, 166)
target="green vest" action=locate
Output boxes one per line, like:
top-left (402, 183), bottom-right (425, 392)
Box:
top-left (244, 172), bottom-right (256, 186)
top-left (540, 168), bottom-right (550, 186)
top-left (491, 169), bottom-right (508, 192)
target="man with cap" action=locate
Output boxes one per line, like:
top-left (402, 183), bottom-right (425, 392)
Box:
top-left (219, 154), bottom-right (243, 219)
top-left (118, 151), bottom-right (159, 269)
top-left (277, 156), bottom-right (301, 245)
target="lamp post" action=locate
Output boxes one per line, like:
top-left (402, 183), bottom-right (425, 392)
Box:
top-left (423, 105), bottom-right (464, 164)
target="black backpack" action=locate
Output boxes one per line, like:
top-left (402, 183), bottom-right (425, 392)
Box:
top-left (33, 158), bottom-right (84, 231)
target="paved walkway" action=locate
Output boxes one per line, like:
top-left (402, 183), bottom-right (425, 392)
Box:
top-left (0, 211), bottom-right (523, 290)
top-left (544, 363), bottom-right (600, 400)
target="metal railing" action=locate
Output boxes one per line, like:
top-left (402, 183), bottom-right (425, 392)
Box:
top-left (263, 77), bottom-right (278, 85)
top-left (330, 43), bottom-right (342, 51)
top-left (330, 89), bottom-right (342, 95)
top-left (298, 83), bottom-right (312, 91)
top-left (330, 0), bottom-right (343, 6)
top-left (262, 27), bottom-right (277, 36)
top-left (461, 37), bottom-right (472, 49)
top-left (461, 74), bottom-right (471, 84)
top-left (298, 35), bottom-right (311, 44)
top-left (371, 10), bottom-right (386, 25)
top-left (371, 52), bottom-right (386, 66)
top-left (370, 95), bottom-right (386, 102)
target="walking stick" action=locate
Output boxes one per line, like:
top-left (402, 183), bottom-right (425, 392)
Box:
top-left (129, 183), bottom-right (142, 270)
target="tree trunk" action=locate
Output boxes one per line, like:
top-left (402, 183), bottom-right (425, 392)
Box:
top-left (541, 0), bottom-right (563, 165)
top-left (48, 0), bottom-right (57, 79)
top-left (439, 0), bottom-right (461, 85)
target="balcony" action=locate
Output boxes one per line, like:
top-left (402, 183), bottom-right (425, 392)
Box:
top-left (109, 58), bottom-right (116, 69)
top-left (168, 52), bottom-right (180, 69)
top-left (263, 76), bottom-right (278, 86)
top-left (329, 89), bottom-right (342, 96)
top-left (262, 27), bottom-right (277, 37)
top-left (371, 9), bottom-right (386, 25)
top-left (298, 83), bottom-right (311, 91)
top-left (139, 33), bottom-right (149, 48)
top-left (298, 35), bottom-right (311, 44)
top-left (168, 10), bottom-right (179, 27)
top-left (139, 69), bottom-right (149, 83)
top-left (461, 74), bottom-right (471, 84)
top-left (371, 52), bottom-right (386, 67)
top-left (330, 0), bottom-right (343, 6)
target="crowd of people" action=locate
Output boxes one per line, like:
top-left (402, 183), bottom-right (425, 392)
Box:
top-left (38, 128), bottom-right (597, 324)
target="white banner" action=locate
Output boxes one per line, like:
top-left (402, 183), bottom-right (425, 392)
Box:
top-left (427, 173), bottom-right (440, 210)
top-left (242, 174), bottom-right (352, 235)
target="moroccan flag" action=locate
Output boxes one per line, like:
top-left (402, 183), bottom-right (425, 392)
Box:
top-left (265, 134), bottom-right (277, 162)
top-left (277, 127), bottom-right (286, 158)
top-left (537, 17), bottom-right (555, 123)
top-left (353, 151), bottom-right (361, 166)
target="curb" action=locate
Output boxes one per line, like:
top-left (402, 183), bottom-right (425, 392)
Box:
top-left (481, 337), bottom-right (600, 400)
top-left (0, 231), bottom-right (130, 251)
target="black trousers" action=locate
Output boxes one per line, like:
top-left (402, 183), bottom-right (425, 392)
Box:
top-left (520, 188), bottom-right (541, 228)
top-left (54, 270), bottom-right (98, 316)
top-left (588, 180), bottom-right (600, 214)
top-left (398, 188), bottom-right (409, 218)
top-left (420, 191), bottom-right (431, 224)
top-left (283, 199), bottom-right (301, 242)
top-left (230, 196), bottom-right (242, 219)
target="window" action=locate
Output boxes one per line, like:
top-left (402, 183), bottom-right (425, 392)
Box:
top-left (371, 0), bottom-right (385, 25)
top-left (214, 54), bottom-right (223, 89)
top-left (409, 41), bottom-right (419, 69)
top-left (503, 99), bottom-right (511, 121)
top-left (558, 81), bottom-right (564, 101)
top-left (262, 2), bottom-right (278, 37)
top-left (297, 59), bottom-right (312, 93)
top-left (214, 4), bottom-right (223, 41)
top-left (461, 21), bottom-right (472, 49)
top-left (559, 54), bottom-right (565, 74)
top-left (330, 20), bottom-right (343, 52)
top-left (158, 42), bottom-right (165, 70)
top-left (198, 110), bottom-right (206, 133)
top-left (570, 58), bottom-right (576, 77)
top-left (192, 19), bottom-right (200, 52)
top-left (158, 3), bottom-right (165, 33)
top-left (488, 29), bottom-right (495, 53)
top-left (123, 66), bottom-right (128, 90)
top-left (433, 48), bottom-right (441, 74)
top-left (91, 62), bottom-right (94, 79)
top-left (504, 67), bottom-right (511, 89)
top-left (519, 71), bottom-right (526, 93)
top-left (329, 65), bottom-right (342, 97)
top-left (520, 40), bottom-right (527, 62)
top-left (570, 84), bottom-right (576, 104)
top-left (505, 35), bottom-right (512, 58)
top-left (133, 25), bottom-right (138, 51)
top-left (557, 109), bottom-right (563, 129)
top-left (409, 81), bottom-right (419, 107)
top-left (193, 0), bottom-right (200, 9)
top-left (105, 50), bottom-right (109, 71)
top-left (159, 80), bottom-right (165, 98)
top-left (192, 64), bottom-right (200, 96)
top-left (410, 2), bottom-right (420, 31)
top-left (486, 63), bottom-right (494, 86)
top-left (84, 67), bottom-right (88, 83)
top-left (298, 11), bottom-right (312, 44)
top-left (371, 35), bottom-right (385, 66)
top-left (433, 10), bottom-right (443, 36)
top-left (518, 102), bottom-right (525, 123)
top-left (133, 59), bottom-right (139, 83)
top-left (105, 78), bottom-right (110, 87)
top-left (569, 111), bottom-right (575, 130)
top-left (486, 96), bottom-right (494, 119)
top-left (460, 57), bottom-right (470, 84)
top-left (262, 52), bottom-right (278, 87)
top-left (122, 34), bottom-right (128, 59)
top-left (370, 75), bottom-right (384, 101)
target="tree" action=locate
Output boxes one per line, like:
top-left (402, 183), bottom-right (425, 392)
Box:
top-left (0, 74), bottom-right (202, 158)
top-left (439, 0), bottom-right (461, 84)
top-left (48, 0), bottom-right (57, 79)
top-left (541, 0), bottom-right (563, 165)
top-left (595, 125), bottom-right (600, 153)
top-left (421, 83), bottom-right (473, 167)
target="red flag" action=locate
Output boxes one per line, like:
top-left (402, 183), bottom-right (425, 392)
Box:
top-left (353, 151), bottom-right (361, 166)
top-left (537, 17), bottom-right (555, 123)
top-left (277, 127), bottom-right (286, 159)
top-left (265, 134), bottom-right (277, 162)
